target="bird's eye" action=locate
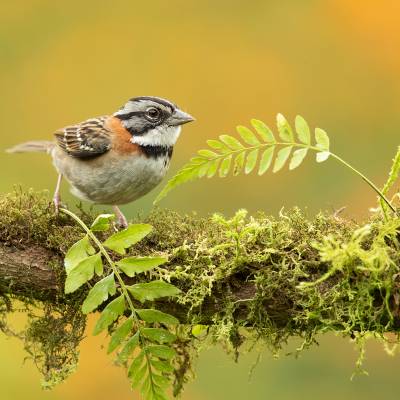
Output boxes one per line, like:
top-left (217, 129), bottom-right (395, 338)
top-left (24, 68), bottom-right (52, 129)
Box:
top-left (145, 107), bottom-right (161, 121)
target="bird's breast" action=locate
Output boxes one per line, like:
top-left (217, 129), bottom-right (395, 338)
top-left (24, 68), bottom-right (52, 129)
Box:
top-left (52, 147), bottom-right (171, 205)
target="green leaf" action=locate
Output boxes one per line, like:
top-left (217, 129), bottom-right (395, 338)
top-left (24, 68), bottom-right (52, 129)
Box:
top-left (316, 151), bottom-right (330, 163)
top-left (140, 375), bottom-right (152, 398)
top-left (128, 281), bottom-right (181, 303)
top-left (93, 295), bottom-right (126, 335)
top-left (381, 146), bottom-right (400, 215)
top-left (117, 257), bottom-right (167, 277)
top-left (131, 363), bottom-right (147, 390)
top-left (90, 214), bottom-right (115, 232)
top-left (103, 224), bottom-right (153, 255)
top-left (136, 309), bottom-right (179, 325)
top-left (382, 146), bottom-right (400, 196)
top-left (147, 345), bottom-right (176, 360)
top-left (258, 146), bottom-right (275, 175)
top-left (251, 119), bottom-right (275, 142)
top-left (197, 163), bottom-right (209, 178)
top-left (273, 146), bottom-right (293, 173)
top-left (64, 235), bottom-right (95, 274)
top-left (128, 350), bottom-right (145, 379)
top-left (276, 114), bottom-right (294, 142)
top-left (152, 374), bottom-right (171, 388)
top-left (315, 128), bottom-right (330, 151)
top-left (141, 328), bottom-right (176, 344)
top-left (289, 148), bottom-right (308, 170)
top-left (189, 156), bottom-right (206, 164)
top-left (191, 324), bottom-right (208, 338)
top-left (233, 152), bottom-right (245, 176)
top-left (154, 165), bottom-right (199, 204)
top-left (295, 115), bottom-right (311, 145)
top-left (219, 134), bottom-right (244, 150)
top-left (107, 317), bottom-right (134, 353)
top-left (118, 331), bottom-right (140, 362)
top-left (207, 159), bottom-right (220, 178)
top-left (153, 389), bottom-right (169, 400)
top-left (94, 259), bottom-right (104, 276)
top-left (207, 139), bottom-right (230, 153)
top-left (81, 273), bottom-right (116, 314)
top-left (64, 253), bottom-right (102, 294)
top-left (198, 149), bottom-right (218, 158)
top-left (219, 155), bottom-right (232, 177)
top-left (245, 149), bottom-right (259, 174)
top-left (236, 125), bottom-right (260, 146)
top-left (151, 359), bottom-right (174, 373)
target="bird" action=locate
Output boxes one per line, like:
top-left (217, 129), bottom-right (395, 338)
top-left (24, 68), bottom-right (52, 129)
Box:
top-left (7, 96), bottom-right (194, 227)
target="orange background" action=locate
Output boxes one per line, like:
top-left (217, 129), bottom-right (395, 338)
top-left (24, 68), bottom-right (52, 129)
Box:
top-left (1, 1), bottom-right (400, 399)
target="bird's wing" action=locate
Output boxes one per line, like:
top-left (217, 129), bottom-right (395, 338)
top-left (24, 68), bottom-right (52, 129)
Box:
top-left (54, 116), bottom-right (112, 158)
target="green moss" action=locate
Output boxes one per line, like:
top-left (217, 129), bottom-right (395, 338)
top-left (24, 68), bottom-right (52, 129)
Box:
top-left (24, 303), bottom-right (86, 388)
top-left (0, 189), bottom-right (88, 388)
top-left (1, 190), bottom-right (400, 393)
top-left (143, 207), bottom-right (400, 389)
top-left (0, 188), bottom-right (85, 252)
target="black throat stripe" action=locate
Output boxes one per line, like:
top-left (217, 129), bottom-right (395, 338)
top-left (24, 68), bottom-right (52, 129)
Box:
top-left (125, 124), bottom-right (149, 136)
top-left (139, 145), bottom-right (173, 159)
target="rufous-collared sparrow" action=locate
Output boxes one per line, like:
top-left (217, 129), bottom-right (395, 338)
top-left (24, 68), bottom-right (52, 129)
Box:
top-left (7, 96), bottom-right (194, 227)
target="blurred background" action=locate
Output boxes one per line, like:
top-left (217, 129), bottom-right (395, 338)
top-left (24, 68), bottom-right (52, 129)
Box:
top-left (1, 0), bottom-right (400, 399)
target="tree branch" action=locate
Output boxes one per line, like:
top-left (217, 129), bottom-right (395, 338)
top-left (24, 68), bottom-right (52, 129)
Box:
top-left (0, 189), bottom-right (399, 333)
top-left (2, 189), bottom-right (400, 393)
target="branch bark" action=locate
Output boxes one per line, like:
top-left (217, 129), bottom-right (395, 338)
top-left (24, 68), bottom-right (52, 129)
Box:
top-left (0, 244), bottom-right (60, 300)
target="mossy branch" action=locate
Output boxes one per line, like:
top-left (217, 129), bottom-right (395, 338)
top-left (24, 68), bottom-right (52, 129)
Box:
top-left (2, 189), bottom-right (400, 326)
top-left (1, 190), bottom-right (400, 391)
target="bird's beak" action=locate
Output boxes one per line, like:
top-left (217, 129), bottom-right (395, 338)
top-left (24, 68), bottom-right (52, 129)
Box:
top-left (169, 109), bottom-right (195, 126)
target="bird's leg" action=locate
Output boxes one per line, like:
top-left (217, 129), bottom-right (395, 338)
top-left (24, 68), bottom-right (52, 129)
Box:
top-left (113, 206), bottom-right (128, 229)
top-left (53, 174), bottom-right (63, 214)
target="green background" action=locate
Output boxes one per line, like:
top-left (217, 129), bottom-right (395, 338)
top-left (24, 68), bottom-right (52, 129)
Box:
top-left (1, 1), bottom-right (400, 399)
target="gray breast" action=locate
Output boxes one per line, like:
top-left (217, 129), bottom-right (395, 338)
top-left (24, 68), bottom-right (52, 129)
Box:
top-left (52, 148), bottom-right (170, 205)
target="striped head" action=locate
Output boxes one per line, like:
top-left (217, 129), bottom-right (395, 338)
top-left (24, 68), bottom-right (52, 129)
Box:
top-left (114, 96), bottom-right (194, 148)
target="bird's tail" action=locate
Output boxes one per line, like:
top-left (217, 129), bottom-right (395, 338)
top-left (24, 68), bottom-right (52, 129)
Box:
top-left (6, 140), bottom-right (55, 154)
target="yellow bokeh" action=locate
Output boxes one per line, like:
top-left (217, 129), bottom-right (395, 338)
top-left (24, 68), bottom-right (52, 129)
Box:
top-left (1, 1), bottom-right (400, 399)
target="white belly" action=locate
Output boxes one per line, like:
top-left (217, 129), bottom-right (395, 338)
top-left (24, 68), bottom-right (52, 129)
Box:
top-left (52, 148), bottom-right (170, 205)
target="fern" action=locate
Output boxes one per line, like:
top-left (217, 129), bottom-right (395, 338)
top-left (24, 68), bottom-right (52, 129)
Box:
top-left (61, 209), bottom-right (180, 400)
top-left (380, 146), bottom-right (400, 218)
top-left (155, 114), bottom-right (329, 203)
top-left (155, 114), bottom-right (395, 214)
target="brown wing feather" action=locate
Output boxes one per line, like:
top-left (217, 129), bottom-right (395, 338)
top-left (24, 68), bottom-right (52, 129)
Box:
top-left (54, 116), bottom-right (112, 158)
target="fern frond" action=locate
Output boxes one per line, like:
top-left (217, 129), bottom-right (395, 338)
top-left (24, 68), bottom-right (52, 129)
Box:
top-left (154, 114), bottom-right (331, 204)
top-left (380, 146), bottom-right (400, 217)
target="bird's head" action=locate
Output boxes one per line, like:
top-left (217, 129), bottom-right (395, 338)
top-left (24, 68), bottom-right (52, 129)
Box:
top-left (114, 96), bottom-right (194, 147)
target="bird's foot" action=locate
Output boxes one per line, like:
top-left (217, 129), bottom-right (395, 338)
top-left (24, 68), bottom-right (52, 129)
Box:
top-left (113, 206), bottom-right (128, 229)
top-left (53, 174), bottom-right (63, 215)
top-left (53, 194), bottom-right (61, 215)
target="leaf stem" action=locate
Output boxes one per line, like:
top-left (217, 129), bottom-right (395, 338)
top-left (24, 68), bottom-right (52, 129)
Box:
top-left (328, 153), bottom-right (396, 214)
top-left (59, 208), bottom-right (140, 322)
